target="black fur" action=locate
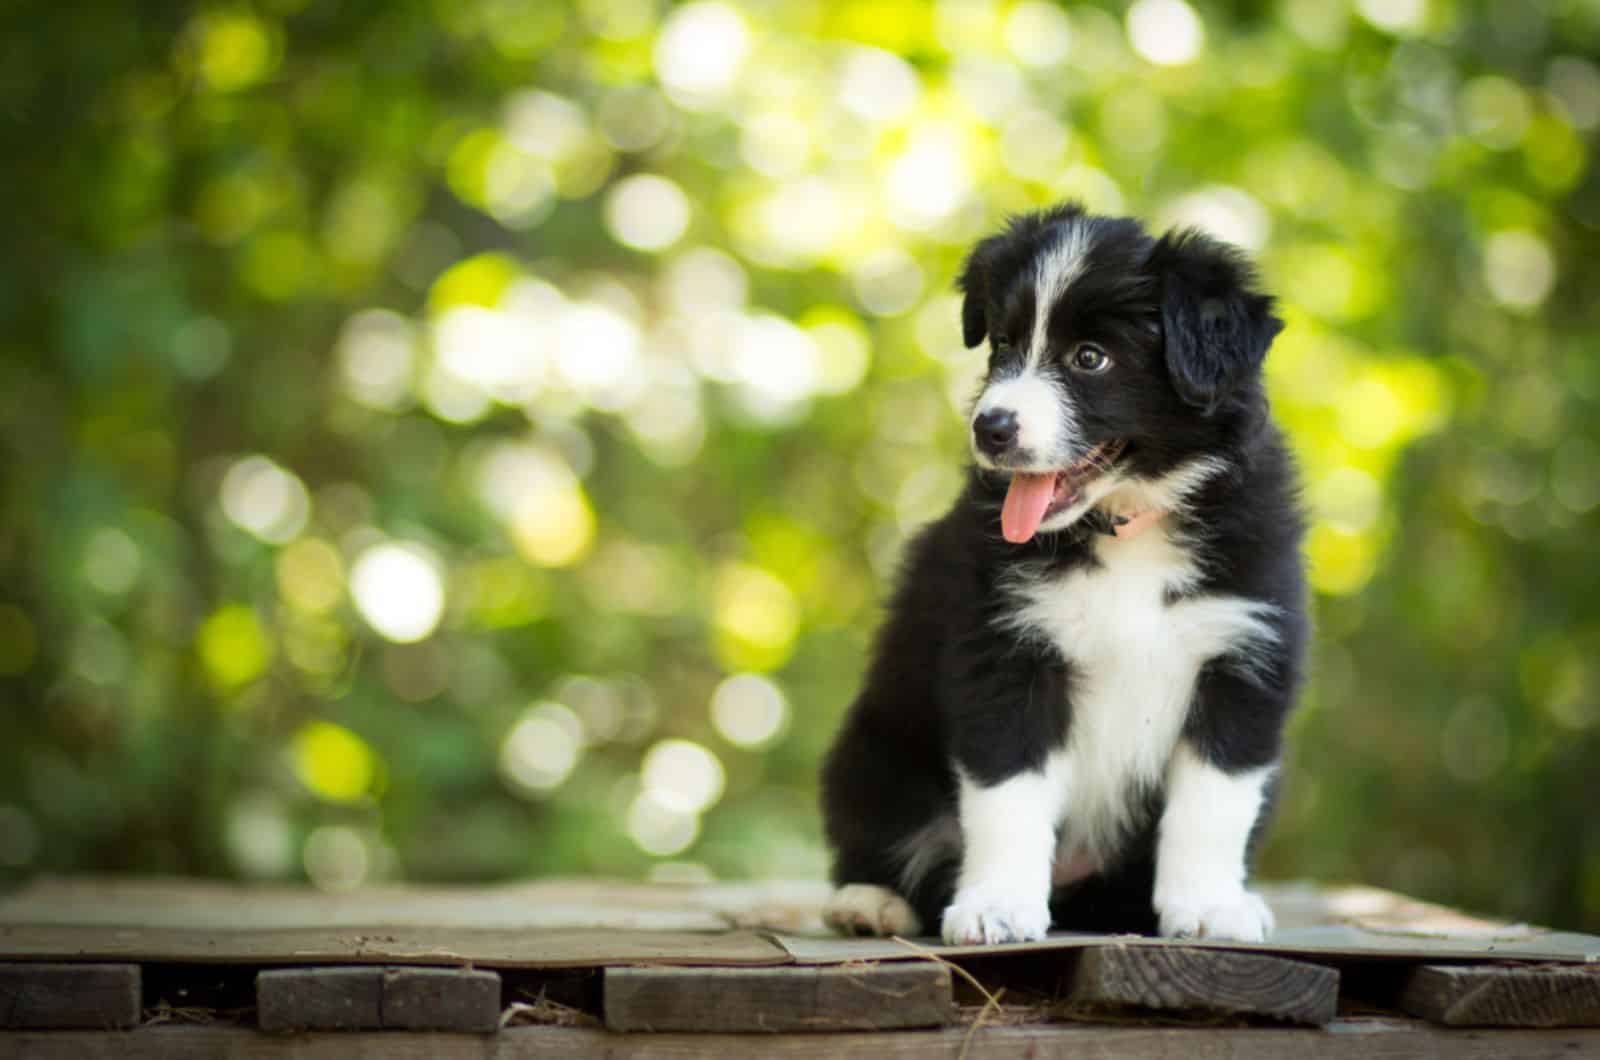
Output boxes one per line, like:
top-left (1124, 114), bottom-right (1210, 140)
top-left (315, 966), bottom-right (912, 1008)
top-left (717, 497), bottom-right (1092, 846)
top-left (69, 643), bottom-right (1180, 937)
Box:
top-left (822, 204), bottom-right (1307, 937)
top-left (1151, 231), bottom-right (1285, 415)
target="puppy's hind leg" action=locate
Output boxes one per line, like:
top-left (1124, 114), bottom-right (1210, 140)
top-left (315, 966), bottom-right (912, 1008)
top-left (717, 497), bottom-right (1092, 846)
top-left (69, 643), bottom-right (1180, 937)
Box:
top-left (822, 732), bottom-right (960, 937)
top-left (822, 812), bottom-right (962, 937)
top-left (823, 883), bottom-right (923, 938)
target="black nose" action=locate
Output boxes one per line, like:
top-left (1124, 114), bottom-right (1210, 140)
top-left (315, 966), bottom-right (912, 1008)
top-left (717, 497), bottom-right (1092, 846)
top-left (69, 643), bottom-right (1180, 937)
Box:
top-left (974, 408), bottom-right (1019, 456)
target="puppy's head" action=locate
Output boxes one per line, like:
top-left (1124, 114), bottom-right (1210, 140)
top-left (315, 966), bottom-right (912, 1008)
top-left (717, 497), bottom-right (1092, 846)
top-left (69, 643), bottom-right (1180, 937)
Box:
top-left (960, 204), bottom-right (1282, 543)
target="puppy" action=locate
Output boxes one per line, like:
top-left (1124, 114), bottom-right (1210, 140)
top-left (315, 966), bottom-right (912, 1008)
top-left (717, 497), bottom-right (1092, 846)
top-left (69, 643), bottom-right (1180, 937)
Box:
top-left (821, 204), bottom-right (1307, 945)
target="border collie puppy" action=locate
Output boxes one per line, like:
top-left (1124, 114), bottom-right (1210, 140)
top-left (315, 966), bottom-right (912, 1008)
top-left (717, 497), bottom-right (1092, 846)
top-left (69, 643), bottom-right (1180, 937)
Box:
top-left (821, 204), bottom-right (1307, 945)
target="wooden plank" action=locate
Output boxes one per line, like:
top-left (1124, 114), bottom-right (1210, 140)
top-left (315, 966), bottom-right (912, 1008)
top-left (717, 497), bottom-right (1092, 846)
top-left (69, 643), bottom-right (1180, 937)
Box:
top-left (0, 924), bottom-right (790, 968)
top-left (0, 876), bottom-right (824, 933)
top-left (0, 962), bottom-right (140, 1029)
top-left (382, 966), bottom-right (501, 1032)
top-left (603, 963), bottom-right (953, 1032)
top-left (1399, 963), bottom-right (1600, 1027)
top-left (5, 876), bottom-right (1599, 966)
top-left (257, 967), bottom-right (383, 1031)
top-left (773, 923), bottom-right (1600, 966)
top-left (1063, 943), bottom-right (1339, 1025)
top-left (6, 1019), bottom-right (1600, 1059)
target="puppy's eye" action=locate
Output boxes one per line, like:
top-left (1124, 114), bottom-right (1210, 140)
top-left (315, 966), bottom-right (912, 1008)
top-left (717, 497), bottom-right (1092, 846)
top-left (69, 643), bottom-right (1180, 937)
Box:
top-left (993, 336), bottom-right (1014, 352)
top-left (1069, 343), bottom-right (1111, 374)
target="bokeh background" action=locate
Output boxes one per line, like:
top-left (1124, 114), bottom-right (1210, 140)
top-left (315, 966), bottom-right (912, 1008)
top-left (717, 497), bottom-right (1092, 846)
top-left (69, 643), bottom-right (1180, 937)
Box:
top-left (2, 0), bottom-right (1597, 931)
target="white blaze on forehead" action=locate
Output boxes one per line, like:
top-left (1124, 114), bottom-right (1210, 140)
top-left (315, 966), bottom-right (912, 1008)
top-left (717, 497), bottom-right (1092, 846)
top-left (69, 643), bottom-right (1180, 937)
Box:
top-left (1027, 222), bottom-right (1092, 370)
top-left (969, 219), bottom-right (1094, 468)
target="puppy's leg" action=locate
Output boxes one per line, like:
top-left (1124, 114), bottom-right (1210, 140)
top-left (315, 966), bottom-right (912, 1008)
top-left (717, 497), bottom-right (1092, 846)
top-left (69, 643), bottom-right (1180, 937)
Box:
top-left (823, 883), bottom-right (923, 937)
top-left (822, 686), bottom-right (958, 937)
top-left (1152, 740), bottom-right (1275, 942)
top-left (939, 645), bottom-right (1069, 946)
top-left (941, 768), bottom-right (1058, 945)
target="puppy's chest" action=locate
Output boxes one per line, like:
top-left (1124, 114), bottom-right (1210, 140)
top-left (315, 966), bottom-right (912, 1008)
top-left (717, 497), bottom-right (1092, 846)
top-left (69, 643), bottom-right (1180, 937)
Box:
top-left (1005, 530), bottom-right (1265, 850)
top-left (1009, 530), bottom-right (1210, 702)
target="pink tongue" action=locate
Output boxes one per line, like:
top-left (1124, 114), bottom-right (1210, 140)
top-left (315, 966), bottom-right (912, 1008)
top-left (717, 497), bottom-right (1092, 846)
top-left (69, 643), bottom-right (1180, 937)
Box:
top-left (1001, 472), bottom-right (1059, 544)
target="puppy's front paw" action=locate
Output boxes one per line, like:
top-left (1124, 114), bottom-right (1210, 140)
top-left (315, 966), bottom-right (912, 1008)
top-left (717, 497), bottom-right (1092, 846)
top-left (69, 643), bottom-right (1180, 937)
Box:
top-left (824, 884), bottom-right (923, 937)
top-left (941, 881), bottom-right (1051, 945)
top-left (1156, 887), bottom-right (1274, 942)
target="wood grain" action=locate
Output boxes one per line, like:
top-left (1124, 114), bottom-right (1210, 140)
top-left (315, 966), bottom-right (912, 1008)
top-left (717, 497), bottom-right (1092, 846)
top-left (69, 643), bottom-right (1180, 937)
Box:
top-left (1064, 943), bottom-right (1339, 1025)
top-left (604, 963), bottom-right (953, 1032)
top-left (382, 966), bottom-right (501, 1032)
top-left (5, 877), bottom-right (1597, 966)
top-left (1399, 963), bottom-right (1600, 1027)
top-left (257, 967), bottom-right (383, 1031)
top-left (0, 924), bottom-right (791, 968)
top-left (6, 1019), bottom-right (1600, 1059)
top-left (0, 962), bottom-right (140, 1029)
top-left (257, 965), bottom-right (505, 1031)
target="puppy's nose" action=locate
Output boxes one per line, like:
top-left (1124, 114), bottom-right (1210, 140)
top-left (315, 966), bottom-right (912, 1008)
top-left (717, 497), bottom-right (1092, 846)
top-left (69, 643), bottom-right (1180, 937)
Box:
top-left (974, 408), bottom-right (1019, 456)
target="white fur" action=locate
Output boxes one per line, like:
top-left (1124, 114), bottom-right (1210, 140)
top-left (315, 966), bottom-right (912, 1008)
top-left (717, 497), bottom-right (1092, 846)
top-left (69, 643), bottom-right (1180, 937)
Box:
top-left (973, 370), bottom-right (1075, 463)
top-left (1028, 224), bottom-right (1091, 371)
top-left (942, 770), bottom-right (1058, 944)
top-left (1153, 743), bottom-right (1276, 941)
top-left (824, 883), bottom-right (923, 937)
top-left (941, 462), bottom-right (1282, 942)
top-left (970, 221), bottom-right (1093, 470)
top-left (1000, 506), bottom-right (1279, 865)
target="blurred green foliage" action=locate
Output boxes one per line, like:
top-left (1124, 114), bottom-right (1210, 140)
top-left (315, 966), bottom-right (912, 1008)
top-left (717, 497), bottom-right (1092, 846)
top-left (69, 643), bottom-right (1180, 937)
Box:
top-left (1, 0), bottom-right (1597, 930)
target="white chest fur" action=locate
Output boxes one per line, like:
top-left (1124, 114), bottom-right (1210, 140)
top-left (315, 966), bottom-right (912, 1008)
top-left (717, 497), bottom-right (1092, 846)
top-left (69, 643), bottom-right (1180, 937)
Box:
top-left (1001, 524), bottom-right (1277, 865)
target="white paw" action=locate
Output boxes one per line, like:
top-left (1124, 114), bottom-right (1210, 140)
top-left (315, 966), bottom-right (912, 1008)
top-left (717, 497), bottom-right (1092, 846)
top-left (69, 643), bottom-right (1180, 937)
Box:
top-left (824, 884), bottom-right (923, 937)
top-left (1156, 887), bottom-right (1275, 942)
top-left (941, 881), bottom-right (1051, 945)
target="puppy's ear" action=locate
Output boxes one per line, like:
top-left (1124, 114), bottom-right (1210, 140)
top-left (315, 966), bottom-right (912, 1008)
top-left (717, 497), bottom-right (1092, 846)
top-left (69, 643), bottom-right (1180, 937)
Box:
top-left (1151, 230), bottom-right (1283, 414)
top-left (957, 235), bottom-right (1004, 348)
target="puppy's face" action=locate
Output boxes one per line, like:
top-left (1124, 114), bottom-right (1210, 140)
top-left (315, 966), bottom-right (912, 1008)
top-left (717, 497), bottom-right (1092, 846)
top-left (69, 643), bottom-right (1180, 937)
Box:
top-left (960, 205), bottom-right (1282, 542)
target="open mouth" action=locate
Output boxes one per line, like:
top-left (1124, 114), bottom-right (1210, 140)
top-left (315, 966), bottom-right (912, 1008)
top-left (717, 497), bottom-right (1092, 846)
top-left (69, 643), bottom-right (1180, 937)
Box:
top-left (1000, 441), bottom-right (1126, 544)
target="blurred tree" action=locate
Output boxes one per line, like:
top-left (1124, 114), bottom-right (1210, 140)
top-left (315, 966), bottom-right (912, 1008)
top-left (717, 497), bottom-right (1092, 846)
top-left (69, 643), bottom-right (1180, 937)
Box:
top-left (0, 0), bottom-right (1596, 930)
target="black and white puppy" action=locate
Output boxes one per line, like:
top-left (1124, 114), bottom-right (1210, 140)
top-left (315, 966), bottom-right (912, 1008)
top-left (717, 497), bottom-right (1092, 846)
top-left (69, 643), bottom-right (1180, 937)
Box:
top-left (821, 204), bottom-right (1307, 945)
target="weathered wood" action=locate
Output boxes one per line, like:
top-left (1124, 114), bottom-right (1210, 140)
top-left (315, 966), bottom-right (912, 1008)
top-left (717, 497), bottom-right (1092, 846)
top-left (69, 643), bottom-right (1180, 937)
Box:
top-left (382, 966), bottom-right (501, 1032)
top-left (257, 966), bottom-right (383, 1031)
top-left (1399, 963), bottom-right (1600, 1027)
top-left (5, 877), bottom-right (1598, 966)
top-left (0, 962), bottom-right (140, 1029)
top-left (0, 924), bottom-right (792, 968)
top-left (1064, 943), bottom-right (1339, 1025)
top-left (257, 965), bottom-right (505, 1031)
top-left (604, 963), bottom-right (953, 1032)
top-left (7, 1019), bottom-right (1600, 1059)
